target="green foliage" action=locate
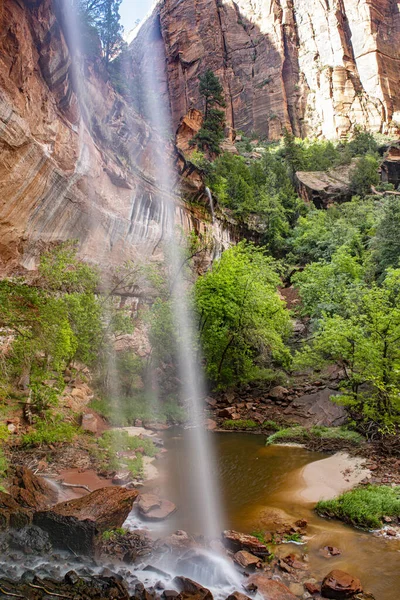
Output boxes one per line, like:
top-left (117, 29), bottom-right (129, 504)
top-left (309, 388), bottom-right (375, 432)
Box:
top-left (266, 426), bottom-right (363, 446)
top-left (192, 70), bottom-right (226, 156)
top-left (195, 242), bottom-right (292, 387)
top-left (102, 528), bottom-right (127, 540)
top-left (373, 197), bottom-right (400, 277)
top-left (350, 154), bottom-right (380, 196)
top-left (77, 0), bottom-right (125, 65)
top-left (21, 418), bottom-right (79, 447)
top-left (98, 430), bottom-right (157, 457)
top-left (0, 449), bottom-right (8, 482)
top-left (262, 420), bottom-right (282, 431)
top-left (283, 533), bottom-right (303, 543)
top-left (289, 197), bottom-right (381, 265)
top-left (316, 485), bottom-right (400, 529)
top-left (90, 393), bottom-right (186, 427)
top-left (222, 419), bottom-right (258, 430)
top-left (293, 247), bottom-right (365, 320)
top-left (207, 150), bottom-right (303, 253)
top-left (295, 270), bottom-right (400, 425)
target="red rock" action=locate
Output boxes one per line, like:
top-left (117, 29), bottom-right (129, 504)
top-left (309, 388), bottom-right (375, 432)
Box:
top-left (233, 550), bottom-right (261, 569)
top-left (173, 576), bottom-right (212, 600)
top-left (138, 493), bottom-right (177, 521)
top-left (33, 487), bottom-right (138, 555)
top-left (81, 413), bottom-right (98, 434)
top-left (320, 546), bottom-right (341, 558)
top-left (222, 530), bottom-right (271, 556)
top-left (246, 574), bottom-right (298, 600)
top-left (321, 570), bottom-right (362, 599)
top-left (9, 466), bottom-right (58, 510)
top-left (304, 582), bottom-right (320, 595)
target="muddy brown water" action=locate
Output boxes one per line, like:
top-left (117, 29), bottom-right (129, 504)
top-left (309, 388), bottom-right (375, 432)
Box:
top-left (143, 430), bottom-right (400, 600)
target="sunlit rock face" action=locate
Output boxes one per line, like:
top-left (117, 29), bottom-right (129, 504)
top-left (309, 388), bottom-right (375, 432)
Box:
top-left (132, 0), bottom-right (400, 139)
top-left (0, 0), bottom-right (232, 274)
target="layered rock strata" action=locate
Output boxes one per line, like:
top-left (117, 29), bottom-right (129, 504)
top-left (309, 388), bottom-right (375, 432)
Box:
top-left (0, 0), bottom-right (232, 273)
top-left (130, 0), bottom-right (400, 139)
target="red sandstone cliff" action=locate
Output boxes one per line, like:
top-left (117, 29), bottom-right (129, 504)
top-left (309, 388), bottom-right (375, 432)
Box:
top-left (0, 0), bottom-right (227, 274)
top-left (130, 0), bottom-right (400, 140)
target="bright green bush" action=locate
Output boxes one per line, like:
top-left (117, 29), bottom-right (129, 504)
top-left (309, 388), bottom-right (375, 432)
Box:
top-left (21, 419), bottom-right (79, 447)
top-left (316, 485), bottom-right (400, 529)
top-left (266, 426), bottom-right (363, 446)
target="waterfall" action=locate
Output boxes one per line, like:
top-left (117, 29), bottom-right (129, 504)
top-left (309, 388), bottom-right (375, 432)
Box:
top-left (205, 186), bottom-right (215, 223)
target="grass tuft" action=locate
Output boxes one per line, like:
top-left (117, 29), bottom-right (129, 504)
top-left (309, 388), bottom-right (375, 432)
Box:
top-left (316, 485), bottom-right (400, 529)
top-left (222, 419), bottom-right (258, 430)
top-left (266, 425), bottom-right (363, 446)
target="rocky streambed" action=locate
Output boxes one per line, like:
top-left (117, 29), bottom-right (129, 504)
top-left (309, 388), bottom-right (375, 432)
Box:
top-left (1, 432), bottom-right (399, 600)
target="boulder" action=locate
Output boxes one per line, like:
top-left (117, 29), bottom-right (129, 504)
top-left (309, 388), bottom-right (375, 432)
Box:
top-left (81, 413), bottom-right (98, 434)
top-left (226, 593), bottom-right (252, 600)
top-left (246, 574), bottom-right (298, 600)
top-left (284, 389), bottom-right (347, 427)
top-left (305, 581), bottom-right (320, 595)
top-left (233, 550), bottom-right (261, 569)
top-left (321, 570), bottom-right (362, 599)
top-left (33, 487), bottom-right (138, 555)
top-left (269, 386), bottom-right (289, 400)
top-left (9, 466), bottom-right (58, 510)
top-left (0, 491), bottom-right (32, 530)
top-left (295, 163), bottom-right (355, 209)
top-left (138, 493), bottom-right (177, 521)
top-left (320, 546), bottom-right (341, 558)
top-left (173, 576), bottom-right (213, 600)
top-left (222, 530), bottom-right (270, 556)
top-left (163, 530), bottom-right (195, 550)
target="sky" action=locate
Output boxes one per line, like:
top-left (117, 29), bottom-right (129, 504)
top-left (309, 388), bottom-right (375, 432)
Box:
top-left (120, 0), bottom-right (154, 32)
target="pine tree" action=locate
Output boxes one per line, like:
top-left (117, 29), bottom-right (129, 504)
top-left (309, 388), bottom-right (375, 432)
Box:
top-left (191, 70), bottom-right (226, 156)
top-left (77, 0), bottom-right (125, 65)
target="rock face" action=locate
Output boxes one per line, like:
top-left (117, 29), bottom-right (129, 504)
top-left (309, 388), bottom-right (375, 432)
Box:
top-left (321, 570), bottom-right (363, 599)
top-left (33, 487), bottom-right (138, 554)
top-left (130, 0), bottom-right (400, 140)
top-left (0, 0), bottom-right (233, 274)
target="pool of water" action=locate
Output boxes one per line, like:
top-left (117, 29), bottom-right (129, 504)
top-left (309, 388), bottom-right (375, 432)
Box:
top-left (142, 429), bottom-right (400, 600)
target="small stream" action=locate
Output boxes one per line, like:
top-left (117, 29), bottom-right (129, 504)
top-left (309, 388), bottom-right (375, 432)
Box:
top-left (134, 430), bottom-right (400, 600)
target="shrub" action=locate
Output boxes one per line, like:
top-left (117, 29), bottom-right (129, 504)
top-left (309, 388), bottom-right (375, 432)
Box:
top-left (266, 426), bottom-right (363, 446)
top-left (316, 485), bottom-right (400, 529)
top-left (21, 419), bottom-right (79, 447)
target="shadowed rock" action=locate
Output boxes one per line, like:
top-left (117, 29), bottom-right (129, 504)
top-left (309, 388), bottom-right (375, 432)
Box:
top-left (173, 576), bottom-right (213, 600)
top-left (0, 492), bottom-right (32, 530)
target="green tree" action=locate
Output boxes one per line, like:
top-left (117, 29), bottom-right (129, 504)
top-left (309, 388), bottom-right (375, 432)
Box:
top-left (373, 197), bottom-right (400, 277)
top-left (195, 242), bottom-right (292, 386)
top-left (295, 269), bottom-right (400, 426)
top-left (192, 70), bottom-right (226, 156)
top-left (77, 0), bottom-right (125, 65)
top-left (350, 154), bottom-right (380, 196)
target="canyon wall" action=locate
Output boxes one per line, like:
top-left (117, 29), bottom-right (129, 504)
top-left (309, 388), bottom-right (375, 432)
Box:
top-left (0, 0), bottom-right (230, 274)
top-left (130, 0), bottom-right (400, 140)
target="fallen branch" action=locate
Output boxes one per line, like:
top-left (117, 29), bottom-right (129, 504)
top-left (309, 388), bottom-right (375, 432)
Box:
top-left (28, 583), bottom-right (72, 598)
top-left (60, 482), bottom-right (92, 493)
top-left (0, 587), bottom-right (25, 598)
top-left (371, 185), bottom-right (400, 196)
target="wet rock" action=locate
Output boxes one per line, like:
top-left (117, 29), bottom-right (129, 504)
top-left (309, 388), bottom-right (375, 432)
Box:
top-left (173, 576), bottom-right (213, 600)
top-left (217, 408), bottom-right (235, 418)
top-left (226, 593), bottom-right (252, 600)
top-left (138, 493), bottom-right (177, 521)
top-left (321, 570), bottom-right (362, 599)
top-left (304, 581), bottom-right (320, 595)
top-left (233, 550), bottom-right (261, 569)
top-left (113, 471), bottom-right (132, 485)
top-left (0, 491), bottom-right (32, 530)
top-left (82, 413), bottom-right (98, 434)
top-left (320, 546), bottom-right (341, 558)
top-left (8, 525), bottom-right (51, 554)
top-left (206, 419), bottom-right (217, 431)
top-left (163, 530), bottom-right (195, 550)
top-left (9, 466), bottom-right (58, 510)
top-left (279, 554), bottom-right (307, 571)
top-left (34, 487), bottom-right (138, 555)
top-left (98, 530), bottom-right (153, 563)
top-left (246, 574), bottom-right (298, 599)
top-left (222, 530), bottom-right (271, 556)
top-left (163, 591), bottom-right (180, 599)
